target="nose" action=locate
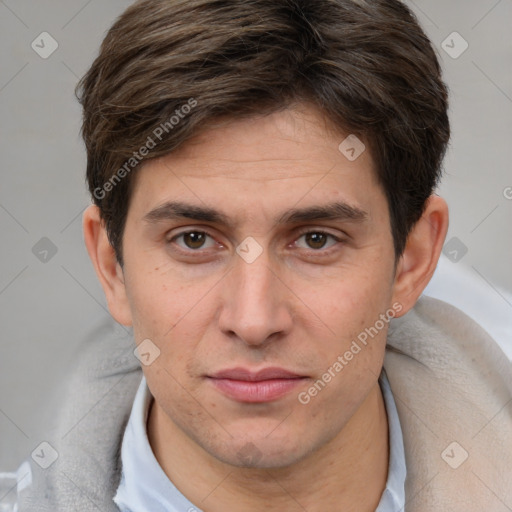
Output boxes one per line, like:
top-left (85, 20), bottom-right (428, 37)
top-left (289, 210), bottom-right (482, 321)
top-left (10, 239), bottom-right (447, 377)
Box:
top-left (217, 248), bottom-right (293, 347)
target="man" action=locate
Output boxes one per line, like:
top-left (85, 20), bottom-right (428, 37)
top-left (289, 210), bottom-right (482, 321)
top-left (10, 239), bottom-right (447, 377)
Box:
top-left (15, 0), bottom-right (512, 510)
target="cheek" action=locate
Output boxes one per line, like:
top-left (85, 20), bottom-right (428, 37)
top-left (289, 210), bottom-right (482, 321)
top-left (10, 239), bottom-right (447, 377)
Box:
top-left (125, 259), bottom-right (210, 335)
top-left (299, 285), bottom-right (391, 428)
top-left (303, 261), bottom-right (393, 337)
top-left (124, 262), bottom-right (228, 384)
top-left (298, 258), bottom-right (394, 397)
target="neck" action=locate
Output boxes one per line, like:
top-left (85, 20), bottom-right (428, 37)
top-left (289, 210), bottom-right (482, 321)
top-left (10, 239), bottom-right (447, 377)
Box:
top-left (147, 381), bottom-right (389, 512)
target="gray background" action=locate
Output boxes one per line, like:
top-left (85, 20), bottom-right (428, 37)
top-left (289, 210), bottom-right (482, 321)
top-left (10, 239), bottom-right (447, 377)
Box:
top-left (1, 0), bottom-right (511, 470)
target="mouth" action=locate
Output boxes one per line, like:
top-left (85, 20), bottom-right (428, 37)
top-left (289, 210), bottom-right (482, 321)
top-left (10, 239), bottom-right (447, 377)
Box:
top-left (206, 367), bottom-right (308, 403)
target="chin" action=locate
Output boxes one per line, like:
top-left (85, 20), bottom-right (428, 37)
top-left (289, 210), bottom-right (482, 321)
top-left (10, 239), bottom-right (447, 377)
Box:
top-left (203, 433), bottom-right (315, 470)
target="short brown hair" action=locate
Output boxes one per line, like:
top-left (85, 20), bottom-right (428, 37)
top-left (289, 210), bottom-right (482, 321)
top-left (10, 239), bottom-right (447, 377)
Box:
top-left (76, 0), bottom-right (449, 266)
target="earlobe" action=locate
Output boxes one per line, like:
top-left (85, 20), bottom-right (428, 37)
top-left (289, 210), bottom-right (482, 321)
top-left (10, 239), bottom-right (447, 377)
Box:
top-left (82, 204), bottom-right (133, 326)
top-left (391, 195), bottom-right (449, 316)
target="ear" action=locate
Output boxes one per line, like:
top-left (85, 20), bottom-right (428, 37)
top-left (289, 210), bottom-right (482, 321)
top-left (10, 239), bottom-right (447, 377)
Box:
top-left (391, 195), bottom-right (449, 317)
top-left (82, 204), bottom-right (133, 326)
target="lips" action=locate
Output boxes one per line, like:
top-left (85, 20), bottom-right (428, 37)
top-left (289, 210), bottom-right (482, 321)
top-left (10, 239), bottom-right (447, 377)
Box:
top-left (207, 367), bottom-right (307, 403)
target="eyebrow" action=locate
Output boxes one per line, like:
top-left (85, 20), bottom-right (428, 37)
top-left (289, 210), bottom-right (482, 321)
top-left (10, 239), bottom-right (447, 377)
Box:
top-left (142, 200), bottom-right (368, 228)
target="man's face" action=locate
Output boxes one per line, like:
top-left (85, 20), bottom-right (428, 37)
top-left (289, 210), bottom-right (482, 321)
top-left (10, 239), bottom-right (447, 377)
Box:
top-left (120, 103), bottom-right (399, 468)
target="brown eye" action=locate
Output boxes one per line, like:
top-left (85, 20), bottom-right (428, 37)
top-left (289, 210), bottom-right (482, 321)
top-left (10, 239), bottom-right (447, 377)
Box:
top-left (183, 232), bottom-right (206, 249)
top-left (171, 231), bottom-right (216, 250)
top-left (305, 232), bottom-right (328, 249)
top-left (295, 231), bottom-right (338, 251)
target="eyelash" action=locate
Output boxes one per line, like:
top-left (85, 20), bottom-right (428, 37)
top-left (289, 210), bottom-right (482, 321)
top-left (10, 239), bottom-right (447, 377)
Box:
top-left (167, 228), bottom-right (343, 256)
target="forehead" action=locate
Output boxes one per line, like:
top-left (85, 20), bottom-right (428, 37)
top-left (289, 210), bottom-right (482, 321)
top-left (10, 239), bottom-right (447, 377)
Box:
top-left (128, 103), bottom-right (381, 221)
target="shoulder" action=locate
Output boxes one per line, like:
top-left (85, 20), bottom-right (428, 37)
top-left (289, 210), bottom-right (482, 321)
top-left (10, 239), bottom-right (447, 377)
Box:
top-left (16, 316), bottom-right (143, 512)
top-left (384, 296), bottom-right (512, 510)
